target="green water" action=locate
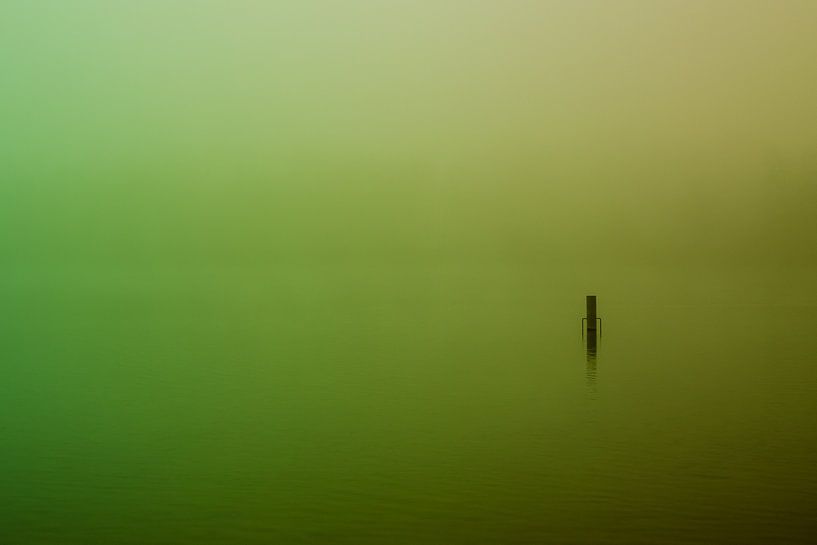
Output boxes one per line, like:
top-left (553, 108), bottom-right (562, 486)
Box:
top-left (3, 266), bottom-right (816, 544)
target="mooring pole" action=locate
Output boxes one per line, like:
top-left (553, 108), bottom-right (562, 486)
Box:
top-left (586, 296), bottom-right (597, 332)
top-left (582, 295), bottom-right (601, 336)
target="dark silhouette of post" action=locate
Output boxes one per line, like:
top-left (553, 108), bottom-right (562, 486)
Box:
top-left (582, 295), bottom-right (601, 336)
top-left (582, 296), bottom-right (600, 388)
top-left (586, 296), bottom-right (597, 332)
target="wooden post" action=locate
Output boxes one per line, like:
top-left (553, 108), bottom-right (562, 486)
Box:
top-left (586, 295), bottom-right (597, 333)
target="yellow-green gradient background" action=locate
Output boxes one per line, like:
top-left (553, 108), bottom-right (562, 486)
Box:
top-left (3, 2), bottom-right (817, 544)
top-left (3, 1), bottom-right (816, 275)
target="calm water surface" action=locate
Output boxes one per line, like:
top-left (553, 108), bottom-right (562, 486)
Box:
top-left (3, 266), bottom-right (816, 544)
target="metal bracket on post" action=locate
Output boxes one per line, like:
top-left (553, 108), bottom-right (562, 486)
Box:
top-left (581, 317), bottom-right (602, 337)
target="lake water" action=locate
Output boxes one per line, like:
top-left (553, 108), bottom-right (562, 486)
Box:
top-left (3, 265), bottom-right (816, 544)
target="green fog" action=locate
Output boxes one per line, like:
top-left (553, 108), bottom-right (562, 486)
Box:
top-left (2, 2), bottom-right (817, 543)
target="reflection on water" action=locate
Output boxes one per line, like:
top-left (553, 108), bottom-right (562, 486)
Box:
top-left (585, 329), bottom-right (598, 388)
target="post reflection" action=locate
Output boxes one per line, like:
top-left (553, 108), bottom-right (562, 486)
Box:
top-left (585, 329), bottom-right (598, 387)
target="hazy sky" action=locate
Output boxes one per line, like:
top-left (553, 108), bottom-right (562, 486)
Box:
top-left (2, 1), bottom-right (816, 270)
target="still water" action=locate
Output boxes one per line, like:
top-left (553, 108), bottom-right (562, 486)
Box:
top-left (3, 266), bottom-right (816, 544)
